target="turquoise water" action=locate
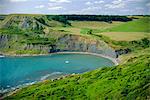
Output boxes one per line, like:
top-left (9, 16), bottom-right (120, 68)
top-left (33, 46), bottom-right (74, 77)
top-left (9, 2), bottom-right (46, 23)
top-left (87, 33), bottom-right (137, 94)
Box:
top-left (0, 53), bottom-right (114, 91)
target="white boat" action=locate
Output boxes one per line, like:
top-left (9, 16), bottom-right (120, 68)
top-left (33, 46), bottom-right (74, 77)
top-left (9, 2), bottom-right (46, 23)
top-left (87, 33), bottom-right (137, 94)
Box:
top-left (65, 61), bottom-right (69, 64)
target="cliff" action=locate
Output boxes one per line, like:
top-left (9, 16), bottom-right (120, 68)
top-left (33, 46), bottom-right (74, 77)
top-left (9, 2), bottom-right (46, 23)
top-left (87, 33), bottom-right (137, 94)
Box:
top-left (0, 34), bottom-right (116, 58)
top-left (0, 14), bottom-right (116, 58)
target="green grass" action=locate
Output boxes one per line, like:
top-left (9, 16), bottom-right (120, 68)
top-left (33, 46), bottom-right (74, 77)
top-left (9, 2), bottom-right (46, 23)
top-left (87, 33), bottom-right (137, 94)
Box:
top-left (100, 32), bottom-right (150, 41)
top-left (6, 54), bottom-right (150, 99)
top-left (106, 18), bottom-right (150, 32)
top-left (70, 21), bottom-right (124, 30)
top-left (0, 28), bottom-right (25, 35)
top-left (15, 50), bottom-right (42, 55)
top-left (52, 18), bottom-right (150, 42)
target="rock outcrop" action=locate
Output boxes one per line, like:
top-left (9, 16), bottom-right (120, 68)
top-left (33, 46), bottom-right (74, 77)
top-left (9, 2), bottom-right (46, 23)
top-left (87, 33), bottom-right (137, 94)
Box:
top-left (0, 34), bottom-right (117, 58)
top-left (55, 34), bottom-right (116, 58)
top-left (0, 15), bottom-right (48, 31)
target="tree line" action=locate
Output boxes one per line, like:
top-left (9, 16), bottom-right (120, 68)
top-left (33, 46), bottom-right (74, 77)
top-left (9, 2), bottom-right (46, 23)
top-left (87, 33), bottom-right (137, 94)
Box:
top-left (46, 15), bottom-right (133, 25)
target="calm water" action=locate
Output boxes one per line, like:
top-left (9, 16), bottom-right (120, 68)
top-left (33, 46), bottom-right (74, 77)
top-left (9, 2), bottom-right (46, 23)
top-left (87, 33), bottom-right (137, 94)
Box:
top-left (0, 53), bottom-right (114, 91)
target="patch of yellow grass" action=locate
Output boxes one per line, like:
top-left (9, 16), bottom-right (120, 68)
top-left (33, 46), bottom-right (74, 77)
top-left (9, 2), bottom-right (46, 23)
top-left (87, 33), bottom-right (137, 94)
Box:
top-left (70, 21), bottom-right (124, 29)
top-left (53, 21), bottom-right (124, 36)
top-left (100, 32), bottom-right (150, 41)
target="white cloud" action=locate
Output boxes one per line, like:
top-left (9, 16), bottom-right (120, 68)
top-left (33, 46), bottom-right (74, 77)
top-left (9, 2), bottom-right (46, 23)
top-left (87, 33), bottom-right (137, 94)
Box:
top-left (48, 6), bottom-right (63, 10)
top-left (105, 0), bottom-right (125, 9)
top-left (112, 0), bottom-right (122, 4)
top-left (105, 3), bottom-right (125, 9)
top-left (48, 2), bottom-right (64, 10)
top-left (82, 6), bottom-right (101, 12)
top-left (94, 0), bottom-right (104, 4)
top-left (9, 0), bottom-right (28, 2)
top-left (35, 5), bottom-right (45, 9)
top-left (86, 0), bottom-right (104, 5)
top-left (85, 1), bottom-right (92, 5)
top-left (49, 0), bottom-right (71, 3)
top-left (76, 6), bottom-right (102, 14)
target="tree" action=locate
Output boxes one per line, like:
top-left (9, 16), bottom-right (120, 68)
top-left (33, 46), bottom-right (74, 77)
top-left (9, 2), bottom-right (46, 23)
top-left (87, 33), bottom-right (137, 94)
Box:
top-left (87, 29), bottom-right (92, 35)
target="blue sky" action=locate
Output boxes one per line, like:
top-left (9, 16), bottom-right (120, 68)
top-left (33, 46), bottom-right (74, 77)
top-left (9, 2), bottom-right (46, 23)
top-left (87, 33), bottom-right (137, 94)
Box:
top-left (0, 0), bottom-right (150, 15)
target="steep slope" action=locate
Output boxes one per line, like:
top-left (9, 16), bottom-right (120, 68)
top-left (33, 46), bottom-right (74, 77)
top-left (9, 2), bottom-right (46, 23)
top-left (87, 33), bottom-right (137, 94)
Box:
top-left (0, 33), bottom-right (116, 58)
top-left (0, 15), bottom-right (116, 58)
top-left (0, 14), bottom-right (63, 30)
top-left (5, 54), bottom-right (150, 100)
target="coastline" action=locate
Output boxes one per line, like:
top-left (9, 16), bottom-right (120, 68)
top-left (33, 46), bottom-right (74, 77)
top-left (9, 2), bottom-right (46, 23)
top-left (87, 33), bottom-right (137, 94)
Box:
top-left (1, 52), bottom-right (119, 99)
top-left (1, 52), bottom-right (119, 65)
top-left (51, 52), bottom-right (119, 66)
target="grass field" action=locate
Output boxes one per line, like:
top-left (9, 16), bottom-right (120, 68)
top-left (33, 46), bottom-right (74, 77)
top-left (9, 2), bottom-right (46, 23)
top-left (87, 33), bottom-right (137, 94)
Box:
top-left (70, 21), bottom-right (123, 30)
top-left (52, 17), bottom-right (150, 41)
top-left (106, 18), bottom-right (150, 32)
top-left (100, 32), bottom-right (150, 41)
top-left (53, 21), bottom-right (123, 35)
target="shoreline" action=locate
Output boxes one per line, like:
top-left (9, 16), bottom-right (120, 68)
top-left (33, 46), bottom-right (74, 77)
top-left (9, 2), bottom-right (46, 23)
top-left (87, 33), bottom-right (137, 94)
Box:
top-left (1, 73), bottom-right (76, 99)
top-left (1, 52), bottom-right (119, 65)
top-left (51, 52), bottom-right (119, 66)
top-left (1, 52), bottom-right (119, 98)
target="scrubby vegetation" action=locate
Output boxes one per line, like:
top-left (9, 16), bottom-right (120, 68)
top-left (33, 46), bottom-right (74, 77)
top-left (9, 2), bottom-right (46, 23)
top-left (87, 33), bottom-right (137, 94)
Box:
top-left (5, 54), bottom-right (150, 99)
top-left (47, 15), bottom-right (71, 26)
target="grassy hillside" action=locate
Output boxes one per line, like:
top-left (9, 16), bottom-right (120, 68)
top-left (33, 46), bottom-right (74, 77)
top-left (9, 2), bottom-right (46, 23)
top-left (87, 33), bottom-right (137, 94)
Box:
top-left (53, 17), bottom-right (150, 41)
top-left (5, 54), bottom-right (150, 99)
top-left (53, 21), bottom-right (124, 35)
top-left (106, 18), bottom-right (150, 32)
top-left (1, 15), bottom-right (150, 55)
top-left (119, 47), bottom-right (150, 64)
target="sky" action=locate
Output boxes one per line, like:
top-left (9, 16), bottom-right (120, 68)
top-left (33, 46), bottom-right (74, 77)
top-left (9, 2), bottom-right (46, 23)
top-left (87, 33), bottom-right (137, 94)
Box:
top-left (0, 0), bottom-right (150, 15)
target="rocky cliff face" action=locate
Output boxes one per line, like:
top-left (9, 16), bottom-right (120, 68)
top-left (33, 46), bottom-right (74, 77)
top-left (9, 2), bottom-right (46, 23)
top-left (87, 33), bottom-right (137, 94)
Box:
top-left (0, 34), bottom-right (11, 47)
top-left (0, 34), bottom-right (116, 58)
top-left (56, 34), bottom-right (116, 58)
top-left (0, 15), bottom-right (48, 31)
